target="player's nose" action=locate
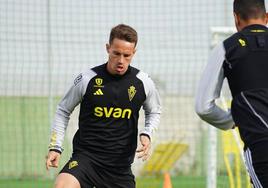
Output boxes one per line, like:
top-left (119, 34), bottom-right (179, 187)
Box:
top-left (118, 55), bottom-right (124, 63)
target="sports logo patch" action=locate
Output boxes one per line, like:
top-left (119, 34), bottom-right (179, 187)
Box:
top-left (74, 74), bottom-right (82, 85)
top-left (94, 89), bottom-right (104, 95)
top-left (238, 38), bottom-right (246, 47)
top-left (68, 160), bottom-right (78, 169)
top-left (49, 131), bottom-right (57, 146)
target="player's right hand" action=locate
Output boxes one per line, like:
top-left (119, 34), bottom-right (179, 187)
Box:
top-left (136, 134), bottom-right (151, 161)
top-left (46, 150), bottom-right (61, 170)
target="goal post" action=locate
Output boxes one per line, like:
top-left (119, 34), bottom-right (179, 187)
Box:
top-left (210, 27), bottom-right (236, 49)
top-left (207, 26), bottom-right (236, 188)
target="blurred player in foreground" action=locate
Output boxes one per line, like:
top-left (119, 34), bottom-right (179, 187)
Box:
top-left (46, 24), bottom-right (161, 188)
top-left (195, 0), bottom-right (268, 187)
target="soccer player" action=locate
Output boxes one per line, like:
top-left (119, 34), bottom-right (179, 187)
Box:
top-left (195, 0), bottom-right (268, 187)
top-left (45, 24), bottom-right (161, 188)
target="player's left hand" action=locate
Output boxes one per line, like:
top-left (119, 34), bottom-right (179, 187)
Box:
top-left (45, 150), bottom-right (61, 170)
top-left (136, 134), bottom-right (151, 161)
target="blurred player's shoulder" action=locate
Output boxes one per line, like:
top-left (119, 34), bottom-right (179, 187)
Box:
top-left (223, 31), bottom-right (249, 61)
top-left (223, 32), bottom-right (244, 52)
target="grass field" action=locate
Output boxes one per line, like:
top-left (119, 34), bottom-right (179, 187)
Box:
top-left (0, 96), bottom-right (209, 188)
top-left (0, 176), bottom-right (213, 188)
top-left (0, 96), bottom-right (250, 188)
top-left (0, 175), bottom-right (246, 188)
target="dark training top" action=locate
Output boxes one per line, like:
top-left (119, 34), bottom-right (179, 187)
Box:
top-left (223, 24), bottom-right (268, 97)
top-left (223, 24), bottom-right (268, 146)
top-left (195, 24), bottom-right (268, 147)
top-left (49, 63), bottom-right (161, 167)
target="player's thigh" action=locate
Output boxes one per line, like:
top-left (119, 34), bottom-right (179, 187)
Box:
top-left (245, 143), bottom-right (268, 187)
top-left (59, 153), bottom-right (96, 188)
top-left (102, 167), bottom-right (135, 188)
top-left (54, 173), bottom-right (80, 188)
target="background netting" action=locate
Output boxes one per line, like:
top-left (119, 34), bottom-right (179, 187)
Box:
top-left (1, 0), bottom-right (266, 187)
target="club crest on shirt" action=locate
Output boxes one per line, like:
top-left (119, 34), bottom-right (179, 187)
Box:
top-left (68, 160), bottom-right (78, 169)
top-left (128, 85), bottom-right (136, 101)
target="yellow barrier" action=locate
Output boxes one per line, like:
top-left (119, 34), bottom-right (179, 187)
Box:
top-left (141, 142), bottom-right (188, 175)
top-left (221, 128), bottom-right (251, 188)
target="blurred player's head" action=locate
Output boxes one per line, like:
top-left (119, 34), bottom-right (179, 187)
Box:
top-left (233, 0), bottom-right (268, 31)
top-left (106, 24), bottom-right (137, 75)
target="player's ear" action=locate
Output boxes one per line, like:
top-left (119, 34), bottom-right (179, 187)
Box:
top-left (234, 13), bottom-right (241, 31)
top-left (106, 43), bottom-right (110, 53)
top-left (234, 13), bottom-right (239, 25)
top-left (264, 13), bottom-right (268, 24)
top-left (133, 48), bottom-right (136, 55)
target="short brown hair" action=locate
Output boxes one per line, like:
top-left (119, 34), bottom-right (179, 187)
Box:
top-left (109, 24), bottom-right (138, 47)
top-left (234, 0), bottom-right (266, 20)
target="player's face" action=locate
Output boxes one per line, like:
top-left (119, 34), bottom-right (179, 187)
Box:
top-left (106, 38), bottom-right (136, 75)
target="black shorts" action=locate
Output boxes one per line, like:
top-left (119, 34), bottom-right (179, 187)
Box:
top-left (60, 152), bottom-right (135, 188)
top-left (244, 142), bottom-right (268, 188)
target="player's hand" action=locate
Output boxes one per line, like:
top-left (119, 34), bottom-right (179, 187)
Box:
top-left (46, 151), bottom-right (61, 170)
top-left (136, 134), bottom-right (151, 161)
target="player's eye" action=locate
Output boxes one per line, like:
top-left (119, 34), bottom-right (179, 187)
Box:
top-left (113, 52), bottom-right (121, 56)
top-left (124, 54), bottom-right (131, 58)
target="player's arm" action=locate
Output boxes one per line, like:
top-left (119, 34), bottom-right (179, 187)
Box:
top-left (46, 71), bottom-right (92, 170)
top-left (136, 72), bottom-right (161, 160)
top-left (195, 42), bottom-right (234, 130)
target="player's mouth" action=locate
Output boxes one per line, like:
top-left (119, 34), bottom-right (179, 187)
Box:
top-left (115, 64), bottom-right (125, 73)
